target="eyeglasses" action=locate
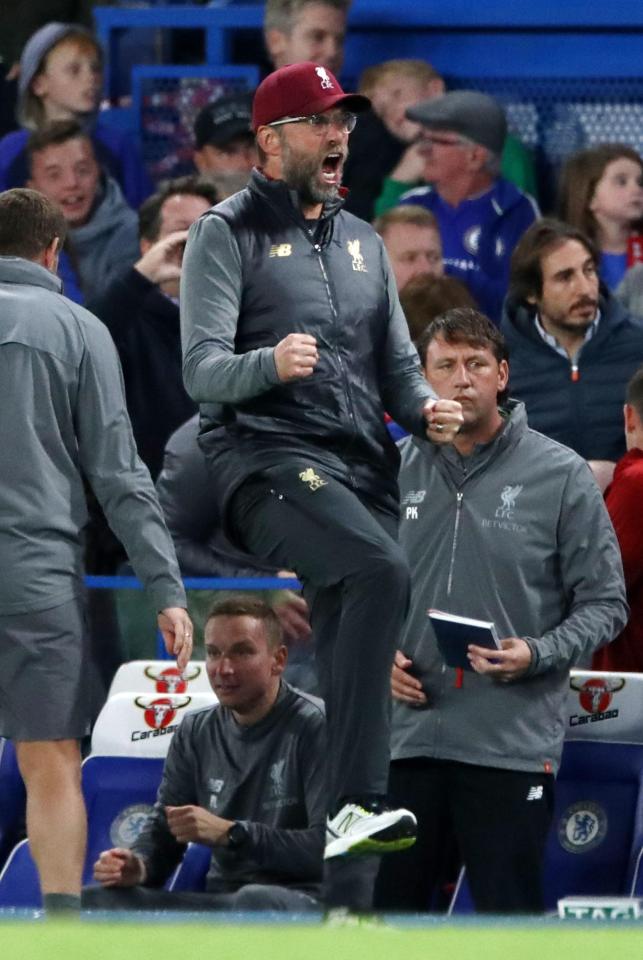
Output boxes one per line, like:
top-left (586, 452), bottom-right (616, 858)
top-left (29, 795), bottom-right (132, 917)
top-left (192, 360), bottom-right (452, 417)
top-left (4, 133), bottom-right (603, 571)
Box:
top-left (268, 111), bottom-right (357, 134)
top-left (420, 133), bottom-right (469, 148)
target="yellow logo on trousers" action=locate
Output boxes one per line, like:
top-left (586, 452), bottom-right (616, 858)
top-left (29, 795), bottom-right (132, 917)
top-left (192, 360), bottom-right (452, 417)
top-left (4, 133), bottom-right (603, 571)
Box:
top-left (299, 468), bottom-right (327, 491)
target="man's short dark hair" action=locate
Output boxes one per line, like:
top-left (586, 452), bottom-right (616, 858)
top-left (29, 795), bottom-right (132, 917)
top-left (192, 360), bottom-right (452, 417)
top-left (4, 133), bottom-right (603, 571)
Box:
top-left (508, 217), bottom-right (600, 305)
top-left (627, 364), bottom-right (643, 420)
top-left (417, 307), bottom-right (509, 404)
top-left (400, 274), bottom-right (476, 342)
top-left (0, 187), bottom-right (67, 259)
top-left (264, 0), bottom-right (349, 33)
top-left (205, 595), bottom-right (284, 650)
top-left (137, 176), bottom-right (218, 242)
top-left (417, 306), bottom-right (508, 366)
top-left (26, 119), bottom-right (92, 167)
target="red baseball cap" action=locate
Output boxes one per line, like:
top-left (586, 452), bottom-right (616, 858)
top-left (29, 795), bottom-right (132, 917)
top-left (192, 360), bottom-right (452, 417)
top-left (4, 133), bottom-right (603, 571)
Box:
top-left (252, 62), bottom-right (370, 131)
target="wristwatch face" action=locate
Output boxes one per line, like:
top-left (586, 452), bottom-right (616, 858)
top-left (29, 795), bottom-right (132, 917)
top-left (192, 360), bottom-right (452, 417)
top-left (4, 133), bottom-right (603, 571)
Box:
top-left (227, 822), bottom-right (247, 849)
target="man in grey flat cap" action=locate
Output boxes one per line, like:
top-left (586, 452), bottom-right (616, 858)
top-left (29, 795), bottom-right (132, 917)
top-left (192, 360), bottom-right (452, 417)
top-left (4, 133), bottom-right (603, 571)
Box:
top-left (399, 90), bottom-right (539, 323)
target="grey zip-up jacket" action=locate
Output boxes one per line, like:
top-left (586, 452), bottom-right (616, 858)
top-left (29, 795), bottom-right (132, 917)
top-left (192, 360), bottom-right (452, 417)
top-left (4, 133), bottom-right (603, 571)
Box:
top-left (132, 682), bottom-right (325, 894)
top-left (70, 174), bottom-right (139, 303)
top-left (391, 401), bottom-right (627, 775)
top-left (180, 168), bottom-right (435, 521)
top-left (0, 257), bottom-right (186, 614)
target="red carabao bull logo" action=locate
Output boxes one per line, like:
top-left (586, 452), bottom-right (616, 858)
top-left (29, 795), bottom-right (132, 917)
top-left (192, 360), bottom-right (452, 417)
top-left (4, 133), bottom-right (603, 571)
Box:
top-left (569, 677), bottom-right (625, 728)
top-left (144, 665), bottom-right (202, 694)
top-left (132, 696), bottom-right (192, 742)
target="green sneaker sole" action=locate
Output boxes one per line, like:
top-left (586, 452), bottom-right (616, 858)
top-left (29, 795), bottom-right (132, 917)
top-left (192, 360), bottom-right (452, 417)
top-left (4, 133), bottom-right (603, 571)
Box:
top-left (341, 834), bottom-right (417, 855)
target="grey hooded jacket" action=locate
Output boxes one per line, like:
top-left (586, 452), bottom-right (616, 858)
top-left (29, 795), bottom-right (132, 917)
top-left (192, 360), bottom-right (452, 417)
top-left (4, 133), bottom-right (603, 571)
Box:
top-left (0, 257), bottom-right (185, 614)
top-left (70, 174), bottom-right (139, 303)
top-left (391, 401), bottom-right (627, 775)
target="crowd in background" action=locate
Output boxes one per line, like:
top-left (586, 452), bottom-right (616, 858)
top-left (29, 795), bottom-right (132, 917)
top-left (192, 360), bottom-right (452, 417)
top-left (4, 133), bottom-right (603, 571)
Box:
top-left (1, 0), bottom-right (643, 916)
top-left (0, 0), bottom-right (640, 703)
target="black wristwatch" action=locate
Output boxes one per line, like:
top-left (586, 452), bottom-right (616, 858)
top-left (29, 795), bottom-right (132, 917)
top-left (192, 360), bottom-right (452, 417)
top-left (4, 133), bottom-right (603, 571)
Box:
top-left (226, 821), bottom-right (249, 850)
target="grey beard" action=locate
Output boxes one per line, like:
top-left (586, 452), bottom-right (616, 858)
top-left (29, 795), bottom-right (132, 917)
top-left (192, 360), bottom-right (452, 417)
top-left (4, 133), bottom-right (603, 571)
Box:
top-left (281, 145), bottom-right (341, 207)
top-left (293, 174), bottom-right (339, 207)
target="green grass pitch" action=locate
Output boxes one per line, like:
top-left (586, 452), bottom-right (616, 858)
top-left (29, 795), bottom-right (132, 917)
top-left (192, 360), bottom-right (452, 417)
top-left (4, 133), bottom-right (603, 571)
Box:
top-left (2, 919), bottom-right (643, 960)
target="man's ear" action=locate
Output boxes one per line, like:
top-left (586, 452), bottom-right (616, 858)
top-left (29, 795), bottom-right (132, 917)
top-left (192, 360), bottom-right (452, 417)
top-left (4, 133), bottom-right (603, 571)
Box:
top-left (264, 27), bottom-right (288, 68)
top-left (42, 236), bottom-right (60, 272)
top-left (497, 358), bottom-right (510, 393)
top-left (467, 143), bottom-right (489, 173)
top-left (192, 147), bottom-right (206, 173)
top-left (271, 644), bottom-right (288, 676)
top-left (624, 402), bottom-right (637, 434)
top-left (256, 125), bottom-right (281, 160)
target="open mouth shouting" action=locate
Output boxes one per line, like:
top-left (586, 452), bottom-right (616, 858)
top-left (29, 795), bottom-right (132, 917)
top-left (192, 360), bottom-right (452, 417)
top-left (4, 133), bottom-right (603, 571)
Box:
top-left (321, 152), bottom-right (344, 186)
top-left (59, 192), bottom-right (93, 225)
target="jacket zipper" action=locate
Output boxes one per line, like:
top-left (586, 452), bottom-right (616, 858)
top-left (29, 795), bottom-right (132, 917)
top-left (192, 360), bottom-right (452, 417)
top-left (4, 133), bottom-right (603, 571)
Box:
top-left (446, 491), bottom-right (464, 597)
top-left (314, 243), bottom-right (358, 486)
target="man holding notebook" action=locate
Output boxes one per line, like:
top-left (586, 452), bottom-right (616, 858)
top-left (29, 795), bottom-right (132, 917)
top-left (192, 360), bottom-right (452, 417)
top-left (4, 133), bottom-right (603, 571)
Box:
top-left (375, 307), bottom-right (627, 914)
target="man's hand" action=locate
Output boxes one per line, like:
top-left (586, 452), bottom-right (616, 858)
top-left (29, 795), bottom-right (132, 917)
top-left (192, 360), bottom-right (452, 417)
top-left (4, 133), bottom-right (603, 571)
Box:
top-left (157, 608), bottom-right (193, 672)
top-left (93, 847), bottom-right (146, 887)
top-left (134, 230), bottom-right (190, 285)
top-left (274, 587), bottom-right (312, 644)
top-left (391, 649), bottom-right (428, 706)
top-left (165, 805), bottom-right (234, 845)
top-left (274, 333), bottom-right (318, 382)
top-left (423, 398), bottom-right (464, 444)
top-left (389, 142), bottom-right (426, 184)
top-left (468, 637), bottom-right (532, 681)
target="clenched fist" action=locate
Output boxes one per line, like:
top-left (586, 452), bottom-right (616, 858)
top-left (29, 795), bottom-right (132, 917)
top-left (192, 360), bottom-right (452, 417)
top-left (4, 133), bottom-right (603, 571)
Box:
top-left (274, 334), bottom-right (319, 382)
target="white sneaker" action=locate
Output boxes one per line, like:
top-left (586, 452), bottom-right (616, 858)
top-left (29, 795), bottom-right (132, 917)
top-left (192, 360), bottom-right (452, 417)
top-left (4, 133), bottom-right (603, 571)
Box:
top-left (324, 802), bottom-right (417, 860)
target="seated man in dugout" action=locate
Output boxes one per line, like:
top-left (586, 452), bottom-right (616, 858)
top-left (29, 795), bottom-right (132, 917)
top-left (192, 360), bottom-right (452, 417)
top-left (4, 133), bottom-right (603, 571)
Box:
top-left (83, 596), bottom-right (326, 912)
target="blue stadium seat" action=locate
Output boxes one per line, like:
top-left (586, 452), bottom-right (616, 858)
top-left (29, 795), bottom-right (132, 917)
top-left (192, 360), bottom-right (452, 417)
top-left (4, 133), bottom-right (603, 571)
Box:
top-left (0, 755), bottom-right (164, 908)
top-left (82, 755), bottom-right (164, 882)
top-left (0, 739), bottom-right (25, 868)
top-left (167, 842), bottom-right (211, 892)
top-left (450, 740), bottom-right (643, 913)
top-left (0, 840), bottom-right (40, 909)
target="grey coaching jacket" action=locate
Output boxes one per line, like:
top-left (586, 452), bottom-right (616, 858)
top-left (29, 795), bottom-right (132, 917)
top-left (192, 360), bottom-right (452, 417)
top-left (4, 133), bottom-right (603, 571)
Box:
top-left (391, 401), bottom-right (627, 775)
top-left (0, 256), bottom-right (185, 615)
top-left (132, 682), bottom-right (326, 894)
top-left (180, 168), bottom-right (434, 522)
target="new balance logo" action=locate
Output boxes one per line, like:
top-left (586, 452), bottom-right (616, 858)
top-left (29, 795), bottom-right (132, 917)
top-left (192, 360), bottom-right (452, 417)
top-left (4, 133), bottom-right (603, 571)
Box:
top-left (335, 809), bottom-right (362, 832)
top-left (401, 490), bottom-right (426, 506)
top-left (526, 785), bottom-right (544, 801)
top-left (269, 243), bottom-right (292, 257)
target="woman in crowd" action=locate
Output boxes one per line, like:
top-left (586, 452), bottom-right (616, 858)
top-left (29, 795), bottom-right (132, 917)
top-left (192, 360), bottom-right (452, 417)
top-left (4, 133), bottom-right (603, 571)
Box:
top-left (558, 143), bottom-right (643, 291)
